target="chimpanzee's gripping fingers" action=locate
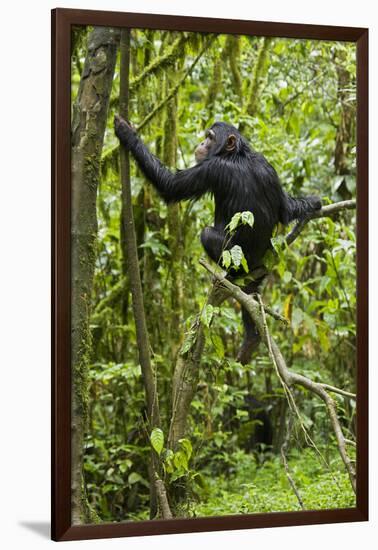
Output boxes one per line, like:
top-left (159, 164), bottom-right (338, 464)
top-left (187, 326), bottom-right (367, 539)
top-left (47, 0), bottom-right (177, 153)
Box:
top-left (308, 195), bottom-right (322, 211)
top-left (114, 114), bottom-right (121, 134)
top-left (114, 115), bottom-right (138, 150)
top-left (114, 114), bottom-right (129, 140)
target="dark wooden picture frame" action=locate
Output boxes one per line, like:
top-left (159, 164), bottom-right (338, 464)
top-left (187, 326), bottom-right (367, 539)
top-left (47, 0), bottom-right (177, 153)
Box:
top-left (52, 7), bottom-right (368, 542)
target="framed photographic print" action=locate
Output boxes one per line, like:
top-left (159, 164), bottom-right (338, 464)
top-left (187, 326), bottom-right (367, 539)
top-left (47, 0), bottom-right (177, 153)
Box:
top-left (52, 8), bottom-right (368, 542)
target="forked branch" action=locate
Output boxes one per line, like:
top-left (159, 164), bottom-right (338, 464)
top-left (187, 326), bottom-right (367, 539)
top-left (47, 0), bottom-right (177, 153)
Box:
top-left (200, 258), bottom-right (356, 493)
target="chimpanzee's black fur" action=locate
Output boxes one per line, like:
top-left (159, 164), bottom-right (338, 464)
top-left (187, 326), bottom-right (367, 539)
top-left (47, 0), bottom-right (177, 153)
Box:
top-left (115, 118), bottom-right (321, 364)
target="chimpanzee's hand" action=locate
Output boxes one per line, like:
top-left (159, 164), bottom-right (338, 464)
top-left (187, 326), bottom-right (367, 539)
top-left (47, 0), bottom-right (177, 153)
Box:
top-left (114, 114), bottom-right (137, 149)
top-left (307, 195), bottom-right (322, 211)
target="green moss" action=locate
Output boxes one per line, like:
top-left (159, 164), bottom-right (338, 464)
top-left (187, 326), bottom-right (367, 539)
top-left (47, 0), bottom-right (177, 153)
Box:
top-left (226, 36), bottom-right (242, 98)
top-left (72, 304), bottom-right (91, 420)
top-left (130, 35), bottom-right (186, 93)
top-left (246, 37), bottom-right (271, 117)
top-left (72, 234), bottom-right (98, 422)
top-left (206, 54), bottom-right (222, 107)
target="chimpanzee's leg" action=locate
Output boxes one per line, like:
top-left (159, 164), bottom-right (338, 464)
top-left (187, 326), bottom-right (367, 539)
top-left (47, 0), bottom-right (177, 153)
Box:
top-left (201, 226), bottom-right (264, 366)
top-left (200, 226), bottom-right (227, 264)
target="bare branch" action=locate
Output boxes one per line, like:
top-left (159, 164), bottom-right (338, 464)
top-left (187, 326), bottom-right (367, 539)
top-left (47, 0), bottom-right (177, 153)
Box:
top-left (319, 383), bottom-right (356, 399)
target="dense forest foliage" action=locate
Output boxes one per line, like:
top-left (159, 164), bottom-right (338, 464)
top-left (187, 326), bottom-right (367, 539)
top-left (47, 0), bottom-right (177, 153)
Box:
top-left (70, 26), bottom-right (357, 524)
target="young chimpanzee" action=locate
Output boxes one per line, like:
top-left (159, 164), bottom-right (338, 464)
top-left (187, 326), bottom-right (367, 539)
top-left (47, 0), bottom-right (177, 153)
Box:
top-left (114, 116), bottom-right (321, 364)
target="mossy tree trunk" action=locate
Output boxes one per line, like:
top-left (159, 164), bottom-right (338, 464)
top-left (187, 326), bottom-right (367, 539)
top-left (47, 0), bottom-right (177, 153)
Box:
top-left (226, 35), bottom-right (242, 101)
top-left (71, 26), bottom-right (119, 524)
top-left (246, 37), bottom-right (271, 117)
top-left (205, 45), bottom-right (222, 123)
top-left (163, 71), bottom-right (185, 358)
top-left (239, 37), bottom-right (271, 133)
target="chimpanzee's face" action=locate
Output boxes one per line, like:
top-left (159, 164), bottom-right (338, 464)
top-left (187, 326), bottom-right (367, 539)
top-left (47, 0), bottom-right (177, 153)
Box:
top-left (194, 128), bottom-right (216, 163)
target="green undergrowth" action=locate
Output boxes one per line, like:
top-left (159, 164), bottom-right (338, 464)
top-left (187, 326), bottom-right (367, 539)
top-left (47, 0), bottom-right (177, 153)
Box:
top-left (193, 447), bottom-right (355, 517)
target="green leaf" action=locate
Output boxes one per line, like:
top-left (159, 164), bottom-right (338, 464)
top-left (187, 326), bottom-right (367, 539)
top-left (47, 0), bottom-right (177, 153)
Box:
top-left (318, 329), bottom-right (330, 353)
top-left (150, 428), bottom-right (164, 456)
top-left (163, 449), bottom-right (174, 473)
top-left (180, 328), bottom-right (196, 355)
top-left (173, 450), bottom-right (188, 471)
top-left (241, 211), bottom-right (254, 227)
top-left (236, 409), bottom-right (249, 419)
top-left (164, 449), bottom-right (174, 461)
top-left (345, 175), bottom-right (356, 194)
top-left (226, 211), bottom-right (254, 233)
top-left (263, 249), bottom-right (277, 270)
top-left (128, 472), bottom-right (142, 485)
top-left (241, 255), bottom-right (249, 273)
top-left (192, 472), bottom-right (206, 488)
top-left (222, 250), bottom-right (231, 269)
top-left (214, 434), bottom-right (223, 448)
top-left (227, 212), bottom-right (241, 232)
top-left (271, 235), bottom-right (286, 252)
top-left (201, 304), bottom-right (214, 327)
top-left (292, 308), bottom-right (304, 330)
top-left (287, 113), bottom-right (300, 136)
top-left (170, 469), bottom-right (186, 481)
top-left (178, 438), bottom-right (193, 460)
top-left (230, 245), bottom-right (243, 268)
top-left (211, 333), bottom-right (225, 358)
top-left (102, 483), bottom-right (116, 494)
top-left (319, 276), bottom-right (331, 295)
top-left (119, 460), bottom-right (132, 474)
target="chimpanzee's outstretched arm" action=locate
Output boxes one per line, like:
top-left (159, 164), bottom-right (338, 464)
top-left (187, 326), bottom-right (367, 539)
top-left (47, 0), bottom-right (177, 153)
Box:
top-left (115, 115), bottom-right (213, 203)
top-left (280, 194), bottom-right (322, 224)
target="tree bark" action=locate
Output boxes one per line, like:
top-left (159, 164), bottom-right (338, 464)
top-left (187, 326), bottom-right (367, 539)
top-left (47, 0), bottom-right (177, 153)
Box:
top-left (168, 285), bottom-right (229, 449)
top-left (71, 26), bottom-right (119, 524)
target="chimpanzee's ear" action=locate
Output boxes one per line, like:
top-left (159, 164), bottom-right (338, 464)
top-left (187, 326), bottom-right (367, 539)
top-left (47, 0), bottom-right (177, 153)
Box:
top-left (226, 134), bottom-right (237, 151)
